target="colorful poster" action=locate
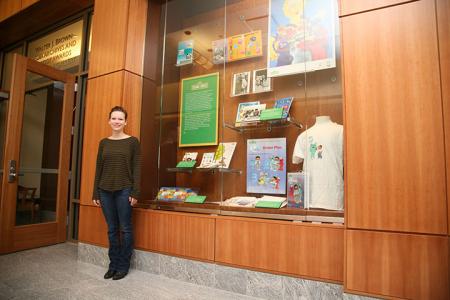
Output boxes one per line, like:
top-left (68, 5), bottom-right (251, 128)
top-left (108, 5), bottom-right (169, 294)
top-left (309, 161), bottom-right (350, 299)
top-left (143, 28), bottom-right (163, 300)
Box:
top-left (247, 138), bottom-right (286, 194)
top-left (176, 40), bottom-right (194, 66)
top-left (267, 0), bottom-right (336, 77)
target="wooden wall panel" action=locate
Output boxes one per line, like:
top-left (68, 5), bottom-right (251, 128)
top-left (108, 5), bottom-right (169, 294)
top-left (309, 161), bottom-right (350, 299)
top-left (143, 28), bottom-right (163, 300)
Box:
top-left (122, 72), bottom-right (142, 138)
top-left (343, 0), bottom-right (447, 234)
top-left (340, 0), bottom-right (413, 16)
top-left (21, 0), bottom-right (39, 10)
top-left (134, 210), bottom-right (216, 261)
top-left (79, 72), bottom-right (124, 206)
top-left (78, 205), bottom-right (108, 246)
top-left (88, 0), bottom-right (129, 77)
top-left (125, 0), bottom-right (147, 76)
top-left (346, 230), bottom-right (449, 299)
top-left (215, 217), bottom-right (344, 282)
top-left (0, 0), bottom-right (21, 22)
top-left (437, 0), bottom-right (450, 233)
top-left (185, 215), bottom-right (215, 261)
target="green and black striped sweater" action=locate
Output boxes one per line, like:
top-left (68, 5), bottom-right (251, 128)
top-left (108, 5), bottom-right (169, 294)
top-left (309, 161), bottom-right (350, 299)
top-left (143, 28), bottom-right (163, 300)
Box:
top-left (93, 136), bottom-right (141, 200)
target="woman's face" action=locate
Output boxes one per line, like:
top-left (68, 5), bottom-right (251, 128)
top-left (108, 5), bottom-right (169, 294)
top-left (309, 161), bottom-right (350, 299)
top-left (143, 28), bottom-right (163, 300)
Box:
top-left (109, 111), bottom-right (127, 132)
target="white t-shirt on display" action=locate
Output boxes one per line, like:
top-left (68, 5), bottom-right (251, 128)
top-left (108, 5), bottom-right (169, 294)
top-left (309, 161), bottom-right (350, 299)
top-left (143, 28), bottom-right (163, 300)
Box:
top-left (292, 119), bottom-right (343, 210)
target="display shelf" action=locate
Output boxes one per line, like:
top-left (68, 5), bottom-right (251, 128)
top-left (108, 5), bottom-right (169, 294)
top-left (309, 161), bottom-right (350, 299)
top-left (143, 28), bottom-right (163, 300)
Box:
top-left (166, 167), bottom-right (194, 173)
top-left (167, 167), bottom-right (242, 174)
top-left (225, 116), bottom-right (303, 133)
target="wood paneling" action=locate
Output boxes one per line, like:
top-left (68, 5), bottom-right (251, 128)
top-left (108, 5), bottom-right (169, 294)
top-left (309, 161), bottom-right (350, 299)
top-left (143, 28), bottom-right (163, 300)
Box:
top-left (437, 0), bottom-right (450, 234)
top-left (125, 0), bottom-right (148, 75)
top-left (0, 0), bottom-right (21, 22)
top-left (21, 0), bottom-right (39, 10)
top-left (13, 223), bottom-right (58, 251)
top-left (122, 72), bottom-right (142, 138)
top-left (89, 0), bottom-right (147, 77)
top-left (346, 230), bottom-right (449, 299)
top-left (215, 217), bottom-right (344, 282)
top-left (78, 204), bottom-right (108, 246)
top-left (79, 72), bottom-right (124, 205)
top-left (89, 0), bottom-right (130, 77)
top-left (134, 210), bottom-right (215, 261)
top-left (343, 0), bottom-right (447, 234)
top-left (340, 0), bottom-right (413, 16)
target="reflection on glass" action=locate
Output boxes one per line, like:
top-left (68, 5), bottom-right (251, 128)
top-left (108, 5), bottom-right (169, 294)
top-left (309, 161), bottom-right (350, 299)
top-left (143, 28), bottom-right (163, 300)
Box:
top-left (15, 72), bottom-right (63, 226)
top-left (1, 47), bottom-right (23, 90)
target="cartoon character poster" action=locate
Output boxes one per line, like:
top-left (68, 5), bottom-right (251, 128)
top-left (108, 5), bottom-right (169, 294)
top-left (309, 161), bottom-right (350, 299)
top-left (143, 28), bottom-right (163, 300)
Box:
top-left (247, 138), bottom-right (286, 194)
top-left (267, 0), bottom-right (336, 77)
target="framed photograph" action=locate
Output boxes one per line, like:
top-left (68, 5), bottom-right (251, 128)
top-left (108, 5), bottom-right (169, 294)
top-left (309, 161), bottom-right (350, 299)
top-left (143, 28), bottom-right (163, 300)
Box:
top-left (252, 69), bottom-right (272, 93)
top-left (232, 71), bottom-right (251, 96)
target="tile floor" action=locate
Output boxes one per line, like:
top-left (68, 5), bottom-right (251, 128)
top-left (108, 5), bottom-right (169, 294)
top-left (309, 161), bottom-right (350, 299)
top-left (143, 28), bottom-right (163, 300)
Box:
top-left (0, 243), bottom-right (262, 300)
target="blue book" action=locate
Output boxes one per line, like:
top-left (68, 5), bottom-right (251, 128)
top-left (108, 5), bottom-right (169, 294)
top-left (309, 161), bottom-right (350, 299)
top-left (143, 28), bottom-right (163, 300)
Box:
top-left (274, 97), bottom-right (293, 119)
top-left (176, 40), bottom-right (194, 66)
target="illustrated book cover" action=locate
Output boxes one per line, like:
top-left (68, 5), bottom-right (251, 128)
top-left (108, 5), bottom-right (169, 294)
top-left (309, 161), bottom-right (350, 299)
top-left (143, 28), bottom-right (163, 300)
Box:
top-left (274, 96), bottom-right (293, 118)
top-left (287, 172), bottom-right (305, 208)
top-left (247, 138), bottom-right (286, 194)
top-left (176, 40), bottom-right (194, 66)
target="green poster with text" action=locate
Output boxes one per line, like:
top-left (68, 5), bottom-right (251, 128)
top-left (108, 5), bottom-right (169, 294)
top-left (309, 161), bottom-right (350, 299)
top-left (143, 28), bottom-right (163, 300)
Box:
top-left (179, 73), bottom-right (219, 147)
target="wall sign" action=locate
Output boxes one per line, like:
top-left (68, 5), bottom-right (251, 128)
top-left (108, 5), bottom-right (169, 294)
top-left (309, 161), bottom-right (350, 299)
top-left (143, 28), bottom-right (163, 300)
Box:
top-left (179, 72), bottom-right (219, 147)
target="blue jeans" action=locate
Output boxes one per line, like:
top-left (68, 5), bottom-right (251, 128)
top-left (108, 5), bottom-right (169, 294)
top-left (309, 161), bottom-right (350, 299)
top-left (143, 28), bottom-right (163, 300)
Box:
top-left (99, 188), bottom-right (133, 273)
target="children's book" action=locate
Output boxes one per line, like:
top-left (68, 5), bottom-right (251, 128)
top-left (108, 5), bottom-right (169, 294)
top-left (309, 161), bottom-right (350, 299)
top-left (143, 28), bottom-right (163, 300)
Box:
top-left (213, 142), bottom-right (237, 168)
top-left (212, 39), bottom-right (227, 64)
top-left (176, 152), bottom-right (198, 168)
top-left (176, 40), bottom-right (194, 66)
top-left (197, 152), bottom-right (215, 168)
top-left (157, 187), bottom-right (197, 202)
top-left (228, 35), bottom-right (245, 61)
top-left (244, 30), bottom-right (262, 57)
top-left (235, 101), bottom-right (260, 127)
top-left (287, 172), bottom-right (305, 208)
top-left (274, 97), bottom-right (293, 119)
top-left (240, 104), bottom-right (266, 122)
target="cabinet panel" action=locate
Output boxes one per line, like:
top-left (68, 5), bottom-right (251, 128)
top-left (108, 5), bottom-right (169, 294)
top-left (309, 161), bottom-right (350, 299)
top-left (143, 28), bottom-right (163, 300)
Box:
top-left (80, 72), bottom-right (124, 206)
top-left (436, 0), bottom-right (450, 233)
top-left (21, 0), bottom-right (39, 10)
top-left (346, 230), bottom-right (449, 299)
top-left (125, 0), bottom-right (147, 75)
top-left (340, 0), bottom-right (413, 16)
top-left (343, 0), bottom-right (447, 233)
top-left (185, 215), bottom-right (215, 261)
top-left (215, 218), bottom-right (344, 282)
top-left (78, 205), bottom-right (108, 246)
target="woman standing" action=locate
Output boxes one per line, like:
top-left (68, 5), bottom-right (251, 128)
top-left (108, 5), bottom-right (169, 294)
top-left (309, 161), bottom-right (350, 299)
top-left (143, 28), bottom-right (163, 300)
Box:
top-left (92, 106), bottom-right (141, 280)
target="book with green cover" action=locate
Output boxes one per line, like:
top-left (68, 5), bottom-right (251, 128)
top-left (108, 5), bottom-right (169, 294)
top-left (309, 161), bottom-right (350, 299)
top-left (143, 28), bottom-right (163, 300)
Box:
top-left (260, 108), bottom-right (283, 120)
top-left (255, 200), bottom-right (283, 208)
top-left (185, 195), bottom-right (206, 203)
top-left (176, 160), bottom-right (196, 168)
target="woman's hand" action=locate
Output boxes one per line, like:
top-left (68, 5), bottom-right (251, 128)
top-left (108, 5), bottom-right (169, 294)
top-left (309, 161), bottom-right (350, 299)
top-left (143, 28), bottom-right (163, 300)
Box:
top-left (93, 199), bottom-right (100, 207)
top-left (129, 197), bottom-right (138, 206)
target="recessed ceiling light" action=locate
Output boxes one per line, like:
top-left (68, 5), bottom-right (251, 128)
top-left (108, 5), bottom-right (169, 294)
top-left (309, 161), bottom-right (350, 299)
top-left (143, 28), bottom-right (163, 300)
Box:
top-left (184, 30), bottom-right (191, 35)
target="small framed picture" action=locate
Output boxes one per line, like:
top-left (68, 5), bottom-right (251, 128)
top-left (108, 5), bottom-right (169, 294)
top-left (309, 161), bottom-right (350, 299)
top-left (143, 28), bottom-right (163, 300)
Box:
top-left (232, 71), bottom-right (251, 96)
top-left (252, 68), bottom-right (272, 93)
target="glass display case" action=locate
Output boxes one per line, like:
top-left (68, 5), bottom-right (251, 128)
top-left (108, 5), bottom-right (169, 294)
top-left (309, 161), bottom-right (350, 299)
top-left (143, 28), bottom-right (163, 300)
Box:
top-left (148, 0), bottom-right (343, 223)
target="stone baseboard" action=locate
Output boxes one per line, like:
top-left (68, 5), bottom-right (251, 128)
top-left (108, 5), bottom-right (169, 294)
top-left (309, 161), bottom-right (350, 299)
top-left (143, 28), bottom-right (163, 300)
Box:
top-left (78, 243), bottom-right (379, 300)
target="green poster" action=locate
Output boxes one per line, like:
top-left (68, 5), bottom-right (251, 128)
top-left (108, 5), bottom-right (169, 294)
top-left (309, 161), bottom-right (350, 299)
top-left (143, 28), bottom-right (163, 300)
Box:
top-left (179, 73), bottom-right (219, 147)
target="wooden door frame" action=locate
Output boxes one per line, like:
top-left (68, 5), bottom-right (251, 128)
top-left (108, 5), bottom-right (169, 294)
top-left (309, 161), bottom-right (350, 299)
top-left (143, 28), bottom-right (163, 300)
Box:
top-left (0, 54), bottom-right (75, 254)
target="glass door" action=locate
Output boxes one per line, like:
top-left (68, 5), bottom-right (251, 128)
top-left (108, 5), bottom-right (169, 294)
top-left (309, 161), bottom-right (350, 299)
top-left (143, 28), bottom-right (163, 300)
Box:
top-left (0, 54), bottom-right (75, 253)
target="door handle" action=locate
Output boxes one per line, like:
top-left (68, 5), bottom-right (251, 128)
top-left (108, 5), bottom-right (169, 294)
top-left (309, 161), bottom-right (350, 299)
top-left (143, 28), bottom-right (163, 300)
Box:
top-left (8, 160), bottom-right (16, 183)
